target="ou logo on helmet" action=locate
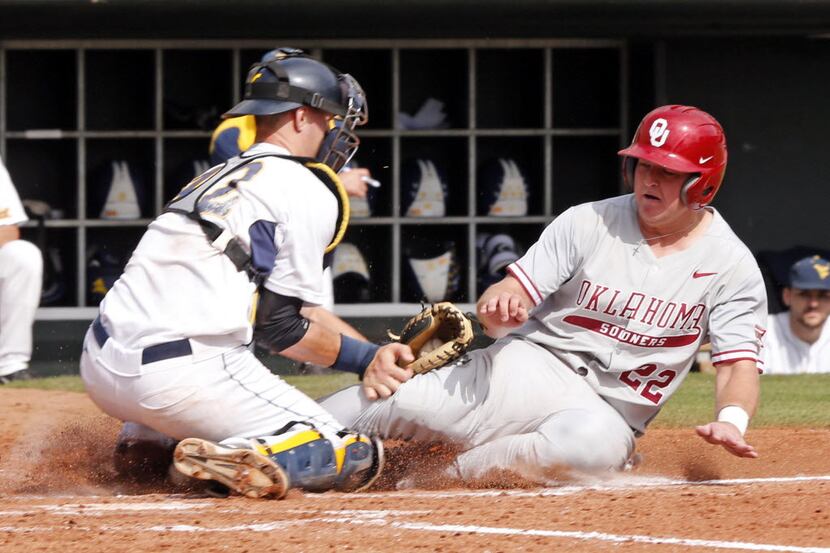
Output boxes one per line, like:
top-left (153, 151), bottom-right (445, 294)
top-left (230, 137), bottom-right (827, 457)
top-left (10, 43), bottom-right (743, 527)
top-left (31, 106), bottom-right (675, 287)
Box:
top-left (648, 118), bottom-right (670, 147)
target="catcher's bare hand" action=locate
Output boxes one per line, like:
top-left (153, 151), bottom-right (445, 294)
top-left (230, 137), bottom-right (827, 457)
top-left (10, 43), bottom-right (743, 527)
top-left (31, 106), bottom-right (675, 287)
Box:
top-left (477, 292), bottom-right (529, 337)
top-left (695, 422), bottom-right (758, 458)
top-left (362, 343), bottom-right (415, 401)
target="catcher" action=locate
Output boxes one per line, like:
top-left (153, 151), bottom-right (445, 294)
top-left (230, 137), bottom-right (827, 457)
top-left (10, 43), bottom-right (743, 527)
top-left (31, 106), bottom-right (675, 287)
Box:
top-left (322, 105), bottom-right (764, 484)
top-left (80, 48), bottom-right (415, 499)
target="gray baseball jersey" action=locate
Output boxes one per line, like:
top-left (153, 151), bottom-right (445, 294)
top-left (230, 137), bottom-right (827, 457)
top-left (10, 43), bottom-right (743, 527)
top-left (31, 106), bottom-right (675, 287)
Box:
top-left (321, 193), bottom-right (767, 481)
top-left (508, 194), bottom-right (767, 430)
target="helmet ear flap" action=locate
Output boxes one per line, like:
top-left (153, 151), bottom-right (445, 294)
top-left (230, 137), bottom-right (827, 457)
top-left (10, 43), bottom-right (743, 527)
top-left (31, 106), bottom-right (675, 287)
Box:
top-left (680, 174), bottom-right (703, 209)
top-left (622, 157), bottom-right (637, 189)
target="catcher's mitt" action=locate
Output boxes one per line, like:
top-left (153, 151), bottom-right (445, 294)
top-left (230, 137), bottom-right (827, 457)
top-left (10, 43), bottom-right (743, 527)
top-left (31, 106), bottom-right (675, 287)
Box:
top-left (390, 302), bottom-right (474, 375)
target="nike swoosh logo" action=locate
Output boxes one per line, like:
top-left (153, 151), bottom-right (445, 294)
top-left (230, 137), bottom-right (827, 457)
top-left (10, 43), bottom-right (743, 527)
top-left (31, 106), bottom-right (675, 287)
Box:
top-left (693, 271), bottom-right (717, 279)
top-left (699, 156), bottom-right (714, 164)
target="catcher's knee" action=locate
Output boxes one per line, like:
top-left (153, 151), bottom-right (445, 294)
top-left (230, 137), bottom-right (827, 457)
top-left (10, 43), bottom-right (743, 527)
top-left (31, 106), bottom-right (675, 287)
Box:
top-left (226, 422), bottom-right (383, 493)
top-left (537, 410), bottom-right (633, 472)
top-left (113, 422), bottom-right (178, 481)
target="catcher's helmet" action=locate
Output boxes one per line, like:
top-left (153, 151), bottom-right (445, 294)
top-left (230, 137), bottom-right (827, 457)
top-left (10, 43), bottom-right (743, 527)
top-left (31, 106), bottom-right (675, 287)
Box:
top-left (618, 105), bottom-right (727, 210)
top-left (224, 47), bottom-right (368, 172)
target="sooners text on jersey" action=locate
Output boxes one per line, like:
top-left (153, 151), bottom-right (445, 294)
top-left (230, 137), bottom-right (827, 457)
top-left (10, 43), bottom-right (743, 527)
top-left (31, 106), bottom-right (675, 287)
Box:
top-left (564, 278), bottom-right (705, 348)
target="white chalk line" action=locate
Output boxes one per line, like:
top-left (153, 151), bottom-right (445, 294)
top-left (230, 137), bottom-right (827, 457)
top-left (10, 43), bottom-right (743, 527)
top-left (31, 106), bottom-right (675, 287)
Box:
top-left (3, 473), bottom-right (822, 503)
top-left (0, 509), bottom-right (827, 553)
top-left (309, 473), bottom-right (830, 500)
top-left (1, 475), bottom-right (828, 551)
top-left (0, 500), bottom-right (222, 517)
top-left (1, 474), bottom-right (827, 506)
top-left (385, 521), bottom-right (830, 553)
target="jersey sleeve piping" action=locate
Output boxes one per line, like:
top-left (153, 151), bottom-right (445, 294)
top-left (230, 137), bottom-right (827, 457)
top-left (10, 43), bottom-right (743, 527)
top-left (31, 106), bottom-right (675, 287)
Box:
top-left (507, 262), bottom-right (544, 306)
top-left (711, 349), bottom-right (761, 366)
top-left (712, 356), bottom-right (763, 369)
top-left (712, 357), bottom-right (758, 365)
top-left (711, 348), bottom-right (764, 374)
top-left (711, 348), bottom-right (757, 357)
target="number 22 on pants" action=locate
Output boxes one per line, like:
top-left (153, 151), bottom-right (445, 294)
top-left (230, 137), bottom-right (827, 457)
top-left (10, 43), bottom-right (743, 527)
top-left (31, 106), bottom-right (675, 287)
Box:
top-left (619, 364), bottom-right (678, 404)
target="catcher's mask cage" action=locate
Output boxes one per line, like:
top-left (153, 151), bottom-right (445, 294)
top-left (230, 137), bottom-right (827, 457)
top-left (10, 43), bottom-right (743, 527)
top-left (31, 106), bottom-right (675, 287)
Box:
top-left (224, 47), bottom-right (368, 173)
top-left (316, 74), bottom-right (368, 173)
top-left (617, 104), bottom-right (728, 210)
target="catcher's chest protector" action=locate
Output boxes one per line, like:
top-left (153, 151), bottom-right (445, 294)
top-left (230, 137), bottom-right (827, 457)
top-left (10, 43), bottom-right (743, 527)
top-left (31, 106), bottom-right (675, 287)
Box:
top-left (165, 153), bottom-right (349, 285)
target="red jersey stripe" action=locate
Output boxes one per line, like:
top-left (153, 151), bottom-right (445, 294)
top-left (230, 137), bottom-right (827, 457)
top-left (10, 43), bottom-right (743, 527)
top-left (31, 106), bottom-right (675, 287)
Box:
top-left (507, 263), bottom-right (543, 306)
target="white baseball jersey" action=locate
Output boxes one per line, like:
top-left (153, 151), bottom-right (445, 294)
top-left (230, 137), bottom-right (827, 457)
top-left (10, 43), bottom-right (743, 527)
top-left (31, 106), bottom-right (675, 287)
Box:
top-left (762, 311), bottom-right (830, 374)
top-left (99, 143), bottom-right (337, 351)
top-left (507, 194), bottom-right (767, 431)
top-left (0, 157), bottom-right (27, 226)
top-left (82, 142), bottom-right (350, 447)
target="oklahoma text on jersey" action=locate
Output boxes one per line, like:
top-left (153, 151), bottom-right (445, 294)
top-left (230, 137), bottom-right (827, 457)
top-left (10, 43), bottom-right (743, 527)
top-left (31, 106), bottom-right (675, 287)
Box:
top-left (564, 279), bottom-right (705, 348)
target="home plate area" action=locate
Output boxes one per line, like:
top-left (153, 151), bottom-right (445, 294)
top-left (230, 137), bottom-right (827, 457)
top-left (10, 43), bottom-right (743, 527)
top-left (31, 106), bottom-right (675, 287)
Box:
top-left (0, 473), bottom-right (828, 553)
top-left (0, 390), bottom-right (828, 552)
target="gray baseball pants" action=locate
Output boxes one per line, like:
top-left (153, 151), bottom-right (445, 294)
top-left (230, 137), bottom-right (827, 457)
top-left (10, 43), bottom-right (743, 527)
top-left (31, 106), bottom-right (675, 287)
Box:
top-left (320, 337), bottom-right (636, 482)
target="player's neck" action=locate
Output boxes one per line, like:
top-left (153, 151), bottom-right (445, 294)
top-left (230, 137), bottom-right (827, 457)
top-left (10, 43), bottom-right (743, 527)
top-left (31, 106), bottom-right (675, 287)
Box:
top-left (258, 133), bottom-right (297, 155)
top-left (637, 210), bottom-right (711, 257)
top-left (256, 117), bottom-right (306, 157)
top-left (640, 210), bottom-right (705, 239)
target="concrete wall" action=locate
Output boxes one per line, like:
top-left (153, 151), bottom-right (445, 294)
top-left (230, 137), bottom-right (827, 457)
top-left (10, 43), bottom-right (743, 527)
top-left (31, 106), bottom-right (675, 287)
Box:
top-left (662, 37), bottom-right (830, 255)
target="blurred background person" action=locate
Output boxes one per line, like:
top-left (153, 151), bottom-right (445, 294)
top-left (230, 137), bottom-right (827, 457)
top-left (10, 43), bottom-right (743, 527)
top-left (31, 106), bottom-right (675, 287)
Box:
top-left (0, 156), bottom-right (43, 384)
top-left (763, 255), bottom-right (830, 374)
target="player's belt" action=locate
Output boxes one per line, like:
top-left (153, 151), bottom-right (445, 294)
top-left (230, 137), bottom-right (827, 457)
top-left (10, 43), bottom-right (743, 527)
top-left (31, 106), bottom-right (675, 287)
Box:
top-left (91, 316), bottom-right (193, 365)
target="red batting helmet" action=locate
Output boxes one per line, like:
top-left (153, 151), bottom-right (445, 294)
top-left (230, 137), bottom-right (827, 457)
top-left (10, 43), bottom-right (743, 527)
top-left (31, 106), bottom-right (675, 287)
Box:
top-left (618, 105), bottom-right (728, 210)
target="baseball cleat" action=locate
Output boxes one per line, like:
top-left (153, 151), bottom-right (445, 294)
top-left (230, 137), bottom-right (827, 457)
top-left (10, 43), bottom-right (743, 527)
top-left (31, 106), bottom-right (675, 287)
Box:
top-left (173, 438), bottom-right (289, 499)
top-left (0, 369), bottom-right (33, 385)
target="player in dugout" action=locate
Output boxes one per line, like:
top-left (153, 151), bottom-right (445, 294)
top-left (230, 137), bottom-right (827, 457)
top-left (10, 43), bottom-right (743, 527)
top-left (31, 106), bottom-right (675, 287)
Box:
top-left (762, 255), bottom-right (830, 374)
top-left (0, 156), bottom-right (43, 384)
top-left (322, 105), bottom-right (766, 484)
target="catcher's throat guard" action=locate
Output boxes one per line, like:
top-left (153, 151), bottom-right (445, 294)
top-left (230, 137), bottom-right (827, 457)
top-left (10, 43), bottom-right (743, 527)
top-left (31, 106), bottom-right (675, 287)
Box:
top-left (314, 74), bottom-right (368, 173)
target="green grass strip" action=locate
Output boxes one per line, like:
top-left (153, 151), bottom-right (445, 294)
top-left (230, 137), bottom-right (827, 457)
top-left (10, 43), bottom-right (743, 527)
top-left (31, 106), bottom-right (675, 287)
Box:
top-left (653, 373), bottom-right (830, 427)
top-left (3, 375), bottom-right (88, 393)
top-left (5, 372), bottom-right (828, 428)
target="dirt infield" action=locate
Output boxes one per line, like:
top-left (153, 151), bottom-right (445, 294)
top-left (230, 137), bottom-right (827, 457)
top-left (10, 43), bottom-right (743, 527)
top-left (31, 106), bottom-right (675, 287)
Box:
top-left (1, 388), bottom-right (828, 552)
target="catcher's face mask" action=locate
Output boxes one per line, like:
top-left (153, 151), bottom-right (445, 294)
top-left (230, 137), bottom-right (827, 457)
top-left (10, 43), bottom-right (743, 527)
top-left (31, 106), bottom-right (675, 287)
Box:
top-left (316, 74), bottom-right (368, 173)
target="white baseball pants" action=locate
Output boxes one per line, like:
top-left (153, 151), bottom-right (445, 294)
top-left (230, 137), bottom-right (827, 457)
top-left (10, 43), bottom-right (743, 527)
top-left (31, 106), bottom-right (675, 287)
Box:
top-left (0, 239), bottom-right (42, 376)
top-left (80, 324), bottom-right (345, 442)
